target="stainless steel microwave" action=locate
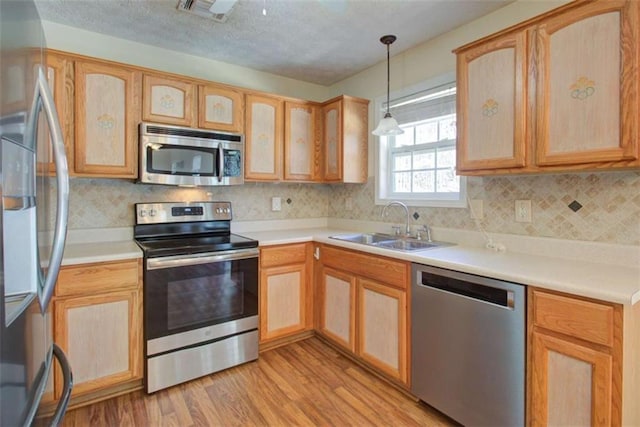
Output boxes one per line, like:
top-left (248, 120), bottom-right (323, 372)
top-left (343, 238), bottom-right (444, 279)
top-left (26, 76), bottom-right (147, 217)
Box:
top-left (138, 122), bottom-right (244, 186)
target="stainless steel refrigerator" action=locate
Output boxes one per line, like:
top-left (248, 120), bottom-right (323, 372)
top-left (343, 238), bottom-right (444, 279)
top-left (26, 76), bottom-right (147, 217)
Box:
top-left (1, 0), bottom-right (73, 425)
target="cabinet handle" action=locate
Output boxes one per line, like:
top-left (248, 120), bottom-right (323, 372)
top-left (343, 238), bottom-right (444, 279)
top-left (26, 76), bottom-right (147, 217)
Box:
top-left (314, 247), bottom-right (320, 260)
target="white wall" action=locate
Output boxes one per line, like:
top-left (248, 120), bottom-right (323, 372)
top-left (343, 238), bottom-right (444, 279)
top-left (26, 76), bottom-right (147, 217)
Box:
top-left (327, 0), bottom-right (571, 176)
top-left (41, 21), bottom-right (328, 101)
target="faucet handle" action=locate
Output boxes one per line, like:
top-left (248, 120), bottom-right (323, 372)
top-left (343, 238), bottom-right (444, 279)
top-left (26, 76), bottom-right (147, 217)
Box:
top-left (417, 225), bottom-right (432, 242)
top-left (391, 225), bottom-right (402, 236)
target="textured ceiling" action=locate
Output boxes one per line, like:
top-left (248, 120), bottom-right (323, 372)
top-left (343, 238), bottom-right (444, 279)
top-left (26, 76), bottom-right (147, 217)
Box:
top-left (35, 0), bottom-right (513, 86)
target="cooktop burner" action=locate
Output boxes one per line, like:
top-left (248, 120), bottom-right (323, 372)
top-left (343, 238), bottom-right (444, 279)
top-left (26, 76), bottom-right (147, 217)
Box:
top-left (136, 233), bottom-right (257, 258)
top-left (133, 201), bottom-right (258, 257)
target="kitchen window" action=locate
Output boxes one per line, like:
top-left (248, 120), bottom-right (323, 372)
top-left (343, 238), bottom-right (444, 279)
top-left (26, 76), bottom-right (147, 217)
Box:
top-left (376, 76), bottom-right (466, 208)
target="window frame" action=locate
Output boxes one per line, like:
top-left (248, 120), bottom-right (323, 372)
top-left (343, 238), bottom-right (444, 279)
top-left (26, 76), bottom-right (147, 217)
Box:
top-left (374, 72), bottom-right (467, 208)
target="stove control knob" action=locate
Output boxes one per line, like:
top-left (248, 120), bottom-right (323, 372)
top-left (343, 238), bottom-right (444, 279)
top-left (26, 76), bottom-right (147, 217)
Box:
top-left (216, 208), bottom-right (222, 214)
top-left (139, 209), bottom-right (147, 217)
top-left (224, 208), bottom-right (231, 214)
top-left (149, 209), bottom-right (157, 217)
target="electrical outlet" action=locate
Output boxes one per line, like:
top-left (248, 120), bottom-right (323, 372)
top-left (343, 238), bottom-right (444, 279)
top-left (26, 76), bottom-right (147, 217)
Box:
top-left (271, 197), bottom-right (281, 212)
top-left (515, 200), bottom-right (532, 223)
top-left (469, 199), bottom-right (483, 219)
top-left (345, 197), bottom-right (353, 211)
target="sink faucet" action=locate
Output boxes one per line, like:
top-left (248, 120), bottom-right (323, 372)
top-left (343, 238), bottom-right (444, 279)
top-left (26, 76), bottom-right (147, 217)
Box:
top-left (381, 201), bottom-right (410, 236)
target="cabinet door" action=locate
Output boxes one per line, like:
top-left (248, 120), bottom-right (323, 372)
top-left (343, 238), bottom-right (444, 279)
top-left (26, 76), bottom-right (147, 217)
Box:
top-left (322, 100), bottom-right (342, 181)
top-left (341, 97), bottom-right (368, 183)
top-left (535, 0), bottom-right (639, 166)
top-left (457, 31), bottom-right (527, 172)
top-left (284, 101), bottom-right (320, 181)
top-left (245, 94), bottom-right (283, 180)
top-left (357, 278), bottom-right (407, 383)
top-left (38, 52), bottom-right (74, 175)
top-left (142, 74), bottom-right (196, 127)
top-left (319, 267), bottom-right (355, 352)
top-left (530, 331), bottom-right (614, 426)
top-left (75, 60), bottom-right (140, 177)
top-left (198, 84), bottom-right (244, 133)
top-left (53, 289), bottom-right (142, 398)
top-left (260, 263), bottom-right (308, 342)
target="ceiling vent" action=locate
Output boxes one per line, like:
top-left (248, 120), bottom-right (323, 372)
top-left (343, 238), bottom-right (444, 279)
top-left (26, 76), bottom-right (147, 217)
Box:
top-left (177, 0), bottom-right (237, 23)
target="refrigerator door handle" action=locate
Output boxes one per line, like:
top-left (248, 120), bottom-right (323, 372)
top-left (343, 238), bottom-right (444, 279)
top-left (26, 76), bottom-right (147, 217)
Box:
top-left (27, 67), bottom-right (70, 313)
top-left (49, 344), bottom-right (73, 427)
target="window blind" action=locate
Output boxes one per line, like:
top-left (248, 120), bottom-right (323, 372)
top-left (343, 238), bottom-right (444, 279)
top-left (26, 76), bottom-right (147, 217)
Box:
top-left (386, 83), bottom-right (456, 126)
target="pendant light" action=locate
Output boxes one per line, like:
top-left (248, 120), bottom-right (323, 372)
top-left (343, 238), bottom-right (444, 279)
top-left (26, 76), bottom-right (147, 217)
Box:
top-left (372, 35), bottom-right (404, 136)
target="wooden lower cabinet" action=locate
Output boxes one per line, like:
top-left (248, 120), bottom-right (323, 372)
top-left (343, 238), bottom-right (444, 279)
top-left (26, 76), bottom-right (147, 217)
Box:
top-left (50, 259), bottom-right (143, 408)
top-left (318, 267), bottom-right (356, 352)
top-left (528, 288), bottom-right (623, 426)
top-left (259, 243), bottom-right (313, 344)
top-left (357, 278), bottom-right (407, 383)
top-left (317, 244), bottom-right (410, 385)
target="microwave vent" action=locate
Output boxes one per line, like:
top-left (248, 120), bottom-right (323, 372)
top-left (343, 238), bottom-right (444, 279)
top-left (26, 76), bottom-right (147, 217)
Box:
top-left (143, 124), bottom-right (242, 142)
top-left (177, 0), bottom-right (237, 23)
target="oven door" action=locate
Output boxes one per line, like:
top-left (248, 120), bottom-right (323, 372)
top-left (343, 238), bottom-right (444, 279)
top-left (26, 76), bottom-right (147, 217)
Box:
top-left (144, 248), bottom-right (258, 354)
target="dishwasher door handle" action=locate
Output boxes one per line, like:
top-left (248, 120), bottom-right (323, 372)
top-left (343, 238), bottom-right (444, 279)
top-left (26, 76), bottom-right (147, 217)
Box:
top-left (418, 272), bottom-right (517, 309)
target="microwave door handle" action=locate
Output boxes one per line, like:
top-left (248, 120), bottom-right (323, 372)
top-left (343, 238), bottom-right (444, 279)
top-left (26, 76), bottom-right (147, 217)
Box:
top-left (217, 143), bottom-right (224, 182)
top-left (50, 344), bottom-right (74, 427)
top-left (32, 67), bottom-right (70, 313)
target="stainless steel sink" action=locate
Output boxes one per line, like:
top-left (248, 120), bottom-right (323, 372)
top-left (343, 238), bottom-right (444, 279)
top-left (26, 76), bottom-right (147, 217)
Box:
top-left (374, 239), bottom-right (447, 251)
top-left (329, 233), bottom-right (452, 252)
top-left (329, 233), bottom-right (395, 245)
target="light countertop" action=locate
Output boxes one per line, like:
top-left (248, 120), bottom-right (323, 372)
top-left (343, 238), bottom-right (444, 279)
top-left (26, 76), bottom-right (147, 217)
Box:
top-left (61, 240), bottom-right (142, 266)
top-left (60, 227), bottom-right (640, 306)
top-left (240, 228), bottom-right (640, 306)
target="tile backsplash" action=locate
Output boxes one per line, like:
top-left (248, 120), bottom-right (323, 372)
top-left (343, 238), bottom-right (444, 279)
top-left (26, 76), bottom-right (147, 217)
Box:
top-left (329, 172), bottom-right (640, 246)
top-left (60, 171), bottom-right (639, 245)
top-left (64, 178), bottom-right (331, 229)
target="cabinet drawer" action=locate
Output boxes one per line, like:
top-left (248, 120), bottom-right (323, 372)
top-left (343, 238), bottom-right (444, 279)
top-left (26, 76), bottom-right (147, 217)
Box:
top-left (260, 243), bottom-right (308, 268)
top-left (321, 245), bottom-right (409, 290)
top-left (56, 259), bottom-right (141, 297)
top-left (531, 289), bottom-right (615, 347)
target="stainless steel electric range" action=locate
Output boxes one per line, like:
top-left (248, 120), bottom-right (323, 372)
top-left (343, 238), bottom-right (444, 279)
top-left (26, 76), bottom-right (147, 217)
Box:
top-left (134, 201), bottom-right (259, 393)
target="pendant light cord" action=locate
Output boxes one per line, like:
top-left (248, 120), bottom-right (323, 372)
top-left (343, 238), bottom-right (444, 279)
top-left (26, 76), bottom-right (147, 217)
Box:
top-left (386, 42), bottom-right (390, 115)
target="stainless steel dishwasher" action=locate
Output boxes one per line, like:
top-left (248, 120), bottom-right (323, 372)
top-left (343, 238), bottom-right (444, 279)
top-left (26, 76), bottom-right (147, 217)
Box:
top-left (411, 264), bottom-right (525, 426)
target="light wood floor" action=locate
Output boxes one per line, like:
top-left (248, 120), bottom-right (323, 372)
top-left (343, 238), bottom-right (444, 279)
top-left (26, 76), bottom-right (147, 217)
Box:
top-left (61, 337), bottom-right (456, 426)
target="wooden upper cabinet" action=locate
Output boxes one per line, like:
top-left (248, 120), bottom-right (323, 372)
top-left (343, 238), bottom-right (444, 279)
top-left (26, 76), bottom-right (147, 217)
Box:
top-left (74, 60), bottom-right (140, 178)
top-left (244, 93), bottom-right (283, 181)
top-left (284, 100), bottom-right (321, 181)
top-left (456, 31), bottom-right (527, 172)
top-left (322, 95), bottom-right (369, 183)
top-left (535, 0), bottom-right (638, 167)
top-left (198, 84), bottom-right (244, 133)
top-left (38, 52), bottom-right (74, 175)
top-left (323, 99), bottom-right (342, 181)
top-left (142, 74), bottom-right (196, 127)
top-left (455, 0), bottom-right (640, 175)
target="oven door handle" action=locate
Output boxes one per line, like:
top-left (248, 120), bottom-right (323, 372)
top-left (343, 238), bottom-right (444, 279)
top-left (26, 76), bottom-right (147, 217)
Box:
top-left (146, 248), bottom-right (259, 270)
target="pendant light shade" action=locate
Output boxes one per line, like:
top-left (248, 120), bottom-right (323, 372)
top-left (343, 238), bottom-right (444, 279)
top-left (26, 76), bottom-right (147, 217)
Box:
top-left (372, 35), bottom-right (404, 136)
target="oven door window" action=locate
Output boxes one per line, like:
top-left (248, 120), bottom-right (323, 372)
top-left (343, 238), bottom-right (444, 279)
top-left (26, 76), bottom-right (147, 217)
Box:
top-left (145, 256), bottom-right (258, 340)
top-left (147, 144), bottom-right (216, 176)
